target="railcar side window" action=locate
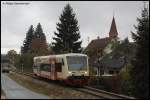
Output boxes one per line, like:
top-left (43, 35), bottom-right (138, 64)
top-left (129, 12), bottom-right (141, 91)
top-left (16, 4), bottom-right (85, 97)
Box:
top-left (40, 64), bottom-right (51, 72)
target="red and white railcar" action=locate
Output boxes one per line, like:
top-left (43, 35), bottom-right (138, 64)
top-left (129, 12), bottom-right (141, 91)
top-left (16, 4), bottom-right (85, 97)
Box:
top-left (33, 53), bottom-right (89, 86)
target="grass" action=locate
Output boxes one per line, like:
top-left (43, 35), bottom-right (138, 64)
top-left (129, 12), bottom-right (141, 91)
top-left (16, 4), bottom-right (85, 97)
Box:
top-left (7, 73), bottom-right (100, 99)
top-left (16, 67), bottom-right (33, 74)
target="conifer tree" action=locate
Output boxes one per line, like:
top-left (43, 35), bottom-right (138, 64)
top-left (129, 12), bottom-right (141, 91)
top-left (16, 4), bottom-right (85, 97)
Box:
top-left (21, 25), bottom-right (34, 54)
top-left (34, 23), bottom-right (46, 40)
top-left (130, 4), bottom-right (149, 98)
top-left (30, 23), bottom-right (49, 55)
top-left (52, 4), bottom-right (82, 54)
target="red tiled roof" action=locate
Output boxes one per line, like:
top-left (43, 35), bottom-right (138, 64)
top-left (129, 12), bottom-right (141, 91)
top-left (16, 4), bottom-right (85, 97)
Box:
top-left (84, 17), bottom-right (118, 53)
top-left (84, 37), bottom-right (111, 52)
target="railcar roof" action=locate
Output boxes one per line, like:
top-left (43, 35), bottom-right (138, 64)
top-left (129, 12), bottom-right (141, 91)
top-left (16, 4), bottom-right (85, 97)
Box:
top-left (34, 53), bottom-right (87, 59)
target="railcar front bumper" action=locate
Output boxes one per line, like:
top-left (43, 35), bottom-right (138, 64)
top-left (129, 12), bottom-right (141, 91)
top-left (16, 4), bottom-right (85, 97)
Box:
top-left (65, 76), bottom-right (90, 86)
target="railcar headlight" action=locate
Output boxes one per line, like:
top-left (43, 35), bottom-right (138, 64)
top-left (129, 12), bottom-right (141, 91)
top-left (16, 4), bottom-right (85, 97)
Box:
top-left (68, 71), bottom-right (72, 74)
top-left (84, 71), bottom-right (87, 74)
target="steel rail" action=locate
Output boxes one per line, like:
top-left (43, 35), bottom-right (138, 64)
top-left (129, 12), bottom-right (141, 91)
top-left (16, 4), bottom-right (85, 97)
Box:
top-left (83, 86), bottom-right (135, 99)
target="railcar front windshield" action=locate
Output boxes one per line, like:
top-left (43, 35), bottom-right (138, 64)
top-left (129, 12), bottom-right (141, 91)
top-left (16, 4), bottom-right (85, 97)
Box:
top-left (66, 56), bottom-right (87, 71)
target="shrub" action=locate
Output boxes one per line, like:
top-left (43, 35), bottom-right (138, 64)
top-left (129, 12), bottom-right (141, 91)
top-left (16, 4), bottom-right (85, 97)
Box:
top-left (119, 63), bottom-right (134, 96)
top-left (20, 53), bottom-right (35, 73)
top-left (14, 53), bottom-right (35, 73)
top-left (88, 76), bottom-right (112, 91)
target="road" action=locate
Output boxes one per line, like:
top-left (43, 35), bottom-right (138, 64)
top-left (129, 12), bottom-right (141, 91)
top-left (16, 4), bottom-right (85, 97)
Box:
top-left (1, 73), bottom-right (50, 99)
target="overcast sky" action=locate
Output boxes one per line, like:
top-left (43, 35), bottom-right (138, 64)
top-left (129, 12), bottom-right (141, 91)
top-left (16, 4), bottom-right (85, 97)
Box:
top-left (1, 1), bottom-right (149, 54)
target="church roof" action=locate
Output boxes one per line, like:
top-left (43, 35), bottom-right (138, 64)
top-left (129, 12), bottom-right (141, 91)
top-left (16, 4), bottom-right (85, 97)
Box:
top-left (109, 17), bottom-right (118, 38)
top-left (84, 37), bottom-right (111, 52)
top-left (84, 16), bottom-right (118, 53)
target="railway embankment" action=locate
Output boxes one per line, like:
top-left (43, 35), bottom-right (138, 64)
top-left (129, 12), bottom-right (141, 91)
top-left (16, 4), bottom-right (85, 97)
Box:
top-left (7, 72), bottom-right (101, 99)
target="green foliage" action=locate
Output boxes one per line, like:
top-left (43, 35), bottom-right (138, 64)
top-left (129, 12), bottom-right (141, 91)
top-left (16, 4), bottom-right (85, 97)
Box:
top-left (13, 53), bottom-right (35, 73)
top-left (112, 37), bottom-right (135, 63)
top-left (21, 25), bottom-right (34, 54)
top-left (48, 43), bottom-right (54, 54)
top-left (19, 53), bottom-right (35, 73)
top-left (89, 76), bottom-right (110, 90)
top-left (34, 23), bottom-right (46, 40)
top-left (14, 54), bottom-right (22, 71)
top-left (100, 37), bottom-right (135, 68)
top-left (30, 38), bottom-right (49, 56)
top-left (85, 49), bottom-right (94, 57)
top-left (7, 49), bottom-right (17, 64)
top-left (130, 5), bottom-right (149, 98)
top-left (110, 38), bottom-right (120, 50)
top-left (21, 23), bottom-right (49, 56)
top-left (52, 4), bottom-right (82, 54)
top-left (88, 65), bottom-right (96, 76)
top-left (120, 63), bottom-right (133, 96)
top-left (18, 23), bottom-right (50, 73)
top-left (30, 23), bottom-right (49, 56)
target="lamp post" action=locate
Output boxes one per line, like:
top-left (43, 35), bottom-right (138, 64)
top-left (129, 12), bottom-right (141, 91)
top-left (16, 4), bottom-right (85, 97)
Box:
top-left (20, 57), bottom-right (24, 73)
top-left (97, 59), bottom-right (101, 77)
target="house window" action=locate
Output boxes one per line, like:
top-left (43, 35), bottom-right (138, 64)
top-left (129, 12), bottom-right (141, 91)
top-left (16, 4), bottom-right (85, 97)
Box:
top-left (116, 71), bottom-right (119, 74)
top-left (100, 69), bottom-right (104, 75)
top-left (97, 49), bottom-right (103, 57)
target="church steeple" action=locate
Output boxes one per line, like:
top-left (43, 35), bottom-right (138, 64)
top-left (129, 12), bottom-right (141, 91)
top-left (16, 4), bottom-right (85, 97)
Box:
top-left (109, 16), bottom-right (118, 39)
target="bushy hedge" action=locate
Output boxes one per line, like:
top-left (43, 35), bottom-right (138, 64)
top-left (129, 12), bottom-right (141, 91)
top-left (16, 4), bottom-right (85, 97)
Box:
top-left (88, 76), bottom-right (112, 91)
top-left (21, 53), bottom-right (35, 73)
top-left (88, 64), bottom-right (136, 97)
top-left (119, 63), bottom-right (134, 96)
top-left (14, 54), bottom-right (22, 71)
top-left (14, 53), bottom-right (35, 73)
top-left (88, 75), bottom-right (125, 93)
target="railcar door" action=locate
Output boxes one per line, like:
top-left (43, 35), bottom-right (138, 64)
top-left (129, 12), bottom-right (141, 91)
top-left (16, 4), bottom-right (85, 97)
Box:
top-left (50, 58), bottom-right (57, 80)
top-left (36, 64), bottom-right (41, 76)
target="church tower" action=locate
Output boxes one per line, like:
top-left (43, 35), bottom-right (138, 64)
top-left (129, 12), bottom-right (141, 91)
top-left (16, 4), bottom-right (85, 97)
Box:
top-left (109, 16), bottom-right (118, 39)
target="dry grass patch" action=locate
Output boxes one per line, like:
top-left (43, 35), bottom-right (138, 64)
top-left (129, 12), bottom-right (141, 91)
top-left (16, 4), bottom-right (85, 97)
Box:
top-left (8, 73), bottom-right (100, 99)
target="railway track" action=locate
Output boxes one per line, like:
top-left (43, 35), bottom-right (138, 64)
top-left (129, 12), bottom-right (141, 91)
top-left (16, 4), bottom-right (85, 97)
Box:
top-left (10, 71), bottom-right (135, 99)
top-left (82, 86), bottom-right (135, 99)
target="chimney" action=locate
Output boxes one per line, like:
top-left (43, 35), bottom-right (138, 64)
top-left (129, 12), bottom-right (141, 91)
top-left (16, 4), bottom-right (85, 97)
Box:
top-left (97, 36), bottom-right (100, 39)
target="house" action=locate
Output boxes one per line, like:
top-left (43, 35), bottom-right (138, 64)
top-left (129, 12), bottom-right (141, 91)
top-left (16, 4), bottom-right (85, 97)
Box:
top-left (100, 54), bottom-right (125, 76)
top-left (84, 16), bottom-right (123, 76)
top-left (100, 41), bottom-right (136, 76)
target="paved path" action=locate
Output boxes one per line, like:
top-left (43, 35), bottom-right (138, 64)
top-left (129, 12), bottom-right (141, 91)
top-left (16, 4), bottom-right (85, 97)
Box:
top-left (1, 73), bottom-right (50, 99)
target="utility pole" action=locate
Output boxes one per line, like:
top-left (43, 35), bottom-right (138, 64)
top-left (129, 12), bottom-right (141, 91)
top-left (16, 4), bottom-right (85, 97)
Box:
top-left (20, 57), bottom-right (24, 73)
top-left (22, 63), bottom-right (23, 73)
